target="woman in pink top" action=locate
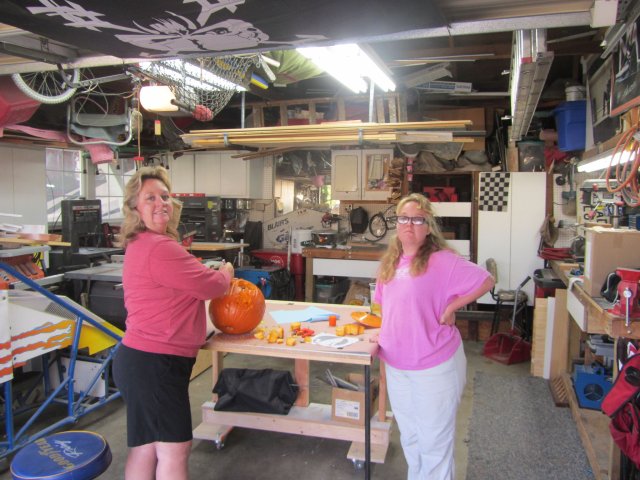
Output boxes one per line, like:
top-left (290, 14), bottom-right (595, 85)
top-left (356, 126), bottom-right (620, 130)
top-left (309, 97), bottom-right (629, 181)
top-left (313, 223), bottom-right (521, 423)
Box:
top-left (373, 193), bottom-right (494, 480)
top-left (112, 166), bottom-right (233, 480)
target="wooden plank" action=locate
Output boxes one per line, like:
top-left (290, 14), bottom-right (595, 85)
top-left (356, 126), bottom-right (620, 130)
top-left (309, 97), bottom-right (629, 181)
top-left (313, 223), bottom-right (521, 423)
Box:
top-left (531, 299), bottom-right (548, 378)
top-left (294, 358), bottom-right (310, 407)
top-left (279, 105), bottom-right (288, 126)
top-left (347, 441), bottom-right (390, 464)
top-left (549, 289), bottom-right (570, 379)
top-left (562, 373), bottom-right (610, 480)
top-left (184, 120), bottom-right (472, 137)
top-left (305, 256), bottom-right (314, 302)
top-left (376, 97), bottom-right (385, 123)
top-left (308, 102), bottom-right (317, 124)
top-left (388, 97), bottom-right (398, 123)
top-left (192, 422), bottom-right (233, 443)
top-left (548, 375), bottom-right (569, 407)
top-left (0, 237), bottom-right (70, 247)
top-left (302, 246), bottom-right (385, 261)
top-left (200, 401), bottom-right (391, 446)
top-left (251, 106), bottom-right (263, 128)
top-left (337, 98), bottom-right (346, 121)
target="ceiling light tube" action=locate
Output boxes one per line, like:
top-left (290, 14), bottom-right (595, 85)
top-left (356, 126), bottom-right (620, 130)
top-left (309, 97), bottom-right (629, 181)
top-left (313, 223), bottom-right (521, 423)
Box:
top-left (577, 148), bottom-right (635, 173)
top-left (297, 43), bottom-right (395, 94)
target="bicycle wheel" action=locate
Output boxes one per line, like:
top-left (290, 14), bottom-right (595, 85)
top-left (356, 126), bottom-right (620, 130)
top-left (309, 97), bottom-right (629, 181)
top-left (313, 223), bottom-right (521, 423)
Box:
top-left (12, 68), bottom-right (80, 104)
top-left (382, 205), bottom-right (397, 230)
top-left (369, 213), bottom-right (388, 238)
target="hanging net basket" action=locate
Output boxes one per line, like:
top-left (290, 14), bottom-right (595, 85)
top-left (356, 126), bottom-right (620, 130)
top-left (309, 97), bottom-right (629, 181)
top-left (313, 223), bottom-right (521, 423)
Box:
top-left (140, 55), bottom-right (257, 121)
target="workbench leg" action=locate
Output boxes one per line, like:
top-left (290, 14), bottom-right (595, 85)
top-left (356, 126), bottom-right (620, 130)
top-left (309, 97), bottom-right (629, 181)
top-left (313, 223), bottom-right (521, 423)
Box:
top-left (294, 359), bottom-right (310, 406)
top-left (305, 257), bottom-right (314, 302)
top-left (377, 360), bottom-right (387, 422)
top-left (210, 351), bottom-right (224, 401)
top-left (364, 364), bottom-right (371, 480)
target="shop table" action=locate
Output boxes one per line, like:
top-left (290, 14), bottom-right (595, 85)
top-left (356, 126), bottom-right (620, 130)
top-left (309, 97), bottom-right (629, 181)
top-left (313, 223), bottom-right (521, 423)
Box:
top-left (194, 300), bottom-right (391, 479)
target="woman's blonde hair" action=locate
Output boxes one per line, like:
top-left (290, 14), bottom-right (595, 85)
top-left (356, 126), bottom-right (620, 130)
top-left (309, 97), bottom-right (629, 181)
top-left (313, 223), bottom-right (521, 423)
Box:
top-left (117, 166), bottom-right (178, 247)
top-left (377, 193), bottom-right (450, 283)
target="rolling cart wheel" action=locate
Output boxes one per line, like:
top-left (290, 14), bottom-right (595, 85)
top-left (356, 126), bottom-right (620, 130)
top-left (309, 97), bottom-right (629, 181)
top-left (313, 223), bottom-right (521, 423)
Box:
top-left (352, 459), bottom-right (364, 470)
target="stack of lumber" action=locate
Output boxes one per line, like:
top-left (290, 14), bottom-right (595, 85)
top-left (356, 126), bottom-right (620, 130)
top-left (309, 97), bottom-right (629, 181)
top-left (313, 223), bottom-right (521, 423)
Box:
top-left (181, 120), bottom-right (473, 151)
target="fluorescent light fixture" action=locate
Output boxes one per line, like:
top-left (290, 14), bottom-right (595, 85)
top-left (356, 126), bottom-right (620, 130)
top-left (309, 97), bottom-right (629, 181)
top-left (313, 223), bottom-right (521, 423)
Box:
top-left (577, 148), bottom-right (635, 172)
top-left (509, 29), bottom-right (554, 142)
top-left (297, 43), bottom-right (395, 93)
top-left (139, 85), bottom-right (178, 113)
top-left (139, 60), bottom-right (246, 92)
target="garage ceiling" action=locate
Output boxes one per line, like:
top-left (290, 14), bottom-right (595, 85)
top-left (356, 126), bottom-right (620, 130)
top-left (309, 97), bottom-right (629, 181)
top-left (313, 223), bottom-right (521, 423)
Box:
top-left (0, 0), bottom-right (627, 136)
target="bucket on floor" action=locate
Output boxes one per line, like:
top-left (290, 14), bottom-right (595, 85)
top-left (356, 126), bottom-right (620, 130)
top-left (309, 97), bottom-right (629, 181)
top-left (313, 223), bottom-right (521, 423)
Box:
top-left (11, 430), bottom-right (112, 480)
top-left (483, 332), bottom-right (531, 365)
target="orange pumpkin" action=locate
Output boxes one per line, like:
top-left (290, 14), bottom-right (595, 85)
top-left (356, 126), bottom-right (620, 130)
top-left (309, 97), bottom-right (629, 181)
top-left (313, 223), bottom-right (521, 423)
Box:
top-left (209, 278), bottom-right (265, 334)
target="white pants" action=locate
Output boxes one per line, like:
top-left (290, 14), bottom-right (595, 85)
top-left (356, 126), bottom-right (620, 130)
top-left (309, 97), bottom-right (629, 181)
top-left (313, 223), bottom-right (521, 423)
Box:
top-left (385, 344), bottom-right (466, 480)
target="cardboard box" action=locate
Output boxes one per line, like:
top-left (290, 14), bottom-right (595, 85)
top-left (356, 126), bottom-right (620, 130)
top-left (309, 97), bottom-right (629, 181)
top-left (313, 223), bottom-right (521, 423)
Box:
top-left (262, 208), bottom-right (325, 249)
top-left (331, 373), bottom-right (378, 425)
top-left (583, 227), bottom-right (640, 296)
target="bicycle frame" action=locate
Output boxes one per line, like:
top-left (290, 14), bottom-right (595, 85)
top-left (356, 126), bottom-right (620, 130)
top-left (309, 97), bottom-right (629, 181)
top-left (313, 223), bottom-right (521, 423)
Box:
top-left (0, 263), bottom-right (122, 459)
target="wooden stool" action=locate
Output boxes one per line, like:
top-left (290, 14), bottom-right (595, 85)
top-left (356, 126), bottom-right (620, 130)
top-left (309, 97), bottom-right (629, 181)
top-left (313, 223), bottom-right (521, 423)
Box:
top-left (11, 431), bottom-right (112, 480)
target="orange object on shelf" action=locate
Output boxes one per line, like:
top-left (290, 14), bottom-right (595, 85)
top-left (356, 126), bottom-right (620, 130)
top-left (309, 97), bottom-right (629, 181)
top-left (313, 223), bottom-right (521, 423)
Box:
top-left (1, 254), bottom-right (45, 284)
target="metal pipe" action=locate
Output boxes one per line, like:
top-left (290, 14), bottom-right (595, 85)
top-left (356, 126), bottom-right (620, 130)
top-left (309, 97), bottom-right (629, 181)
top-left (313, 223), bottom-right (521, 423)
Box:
top-left (241, 91), bottom-right (246, 129)
top-left (368, 79), bottom-right (375, 123)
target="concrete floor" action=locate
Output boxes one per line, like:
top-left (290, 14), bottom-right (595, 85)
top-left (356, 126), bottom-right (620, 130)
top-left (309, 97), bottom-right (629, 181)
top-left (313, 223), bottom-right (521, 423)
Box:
top-left (0, 341), bottom-right (530, 480)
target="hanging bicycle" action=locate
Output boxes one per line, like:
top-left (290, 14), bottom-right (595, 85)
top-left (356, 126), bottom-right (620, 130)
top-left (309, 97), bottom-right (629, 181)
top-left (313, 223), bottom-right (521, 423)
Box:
top-left (11, 66), bottom-right (132, 104)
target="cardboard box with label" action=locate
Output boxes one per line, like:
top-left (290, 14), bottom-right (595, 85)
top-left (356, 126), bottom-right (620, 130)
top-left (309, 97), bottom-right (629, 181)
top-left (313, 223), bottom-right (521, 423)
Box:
top-left (583, 227), bottom-right (640, 297)
top-left (331, 373), bottom-right (379, 426)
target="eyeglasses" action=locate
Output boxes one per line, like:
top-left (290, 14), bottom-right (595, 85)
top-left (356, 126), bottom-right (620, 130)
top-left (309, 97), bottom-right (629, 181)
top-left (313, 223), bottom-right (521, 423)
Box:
top-left (395, 216), bottom-right (427, 225)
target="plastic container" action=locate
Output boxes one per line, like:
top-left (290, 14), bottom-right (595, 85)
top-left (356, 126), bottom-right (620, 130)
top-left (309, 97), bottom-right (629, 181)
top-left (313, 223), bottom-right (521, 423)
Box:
top-left (235, 266), bottom-right (285, 299)
top-left (314, 278), bottom-right (349, 303)
top-left (565, 85), bottom-right (586, 101)
top-left (533, 268), bottom-right (566, 298)
top-left (554, 100), bottom-right (586, 152)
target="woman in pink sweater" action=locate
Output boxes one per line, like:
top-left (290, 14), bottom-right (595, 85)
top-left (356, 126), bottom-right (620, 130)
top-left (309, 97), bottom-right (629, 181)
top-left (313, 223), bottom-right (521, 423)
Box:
top-left (113, 166), bottom-right (233, 480)
top-left (373, 193), bottom-right (494, 480)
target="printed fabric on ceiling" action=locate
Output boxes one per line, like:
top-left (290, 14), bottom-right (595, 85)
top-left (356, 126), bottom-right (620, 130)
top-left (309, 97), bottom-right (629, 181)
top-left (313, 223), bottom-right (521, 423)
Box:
top-left (0, 0), bottom-right (446, 60)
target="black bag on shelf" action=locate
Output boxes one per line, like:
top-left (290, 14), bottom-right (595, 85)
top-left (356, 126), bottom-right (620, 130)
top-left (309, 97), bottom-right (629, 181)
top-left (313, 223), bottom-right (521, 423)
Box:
top-left (212, 368), bottom-right (298, 414)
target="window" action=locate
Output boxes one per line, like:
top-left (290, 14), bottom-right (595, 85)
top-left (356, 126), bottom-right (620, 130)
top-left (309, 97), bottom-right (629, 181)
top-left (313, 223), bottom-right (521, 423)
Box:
top-left (95, 157), bottom-right (137, 222)
top-left (45, 148), bottom-right (84, 227)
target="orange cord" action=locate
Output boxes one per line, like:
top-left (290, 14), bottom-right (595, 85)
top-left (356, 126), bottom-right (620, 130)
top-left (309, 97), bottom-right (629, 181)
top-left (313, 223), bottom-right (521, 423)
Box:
top-left (605, 117), bottom-right (640, 206)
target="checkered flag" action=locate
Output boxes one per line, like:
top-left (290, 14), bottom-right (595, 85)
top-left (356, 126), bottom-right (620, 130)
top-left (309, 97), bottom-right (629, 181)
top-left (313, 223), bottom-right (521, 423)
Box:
top-left (479, 172), bottom-right (510, 212)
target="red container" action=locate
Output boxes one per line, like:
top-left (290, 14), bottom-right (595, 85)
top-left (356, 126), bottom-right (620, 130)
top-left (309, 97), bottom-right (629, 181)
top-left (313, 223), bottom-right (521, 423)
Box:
top-left (251, 249), bottom-right (305, 300)
top-left (251, 249), bottom-right (287, 267)
top-left (0, 76), bottom-right (40, 127)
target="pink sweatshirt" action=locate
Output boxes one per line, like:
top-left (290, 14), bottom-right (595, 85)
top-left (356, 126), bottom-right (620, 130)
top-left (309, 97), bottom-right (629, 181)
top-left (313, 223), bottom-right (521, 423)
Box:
top-left (122, 231), bottom-right (231, 357)
top-left (374, 250), bottom-right (491, 370)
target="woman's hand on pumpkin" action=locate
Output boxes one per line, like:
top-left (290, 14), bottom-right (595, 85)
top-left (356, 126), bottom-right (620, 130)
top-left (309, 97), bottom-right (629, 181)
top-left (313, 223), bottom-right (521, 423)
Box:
top-left (221, 262), bottom-right (234, 280)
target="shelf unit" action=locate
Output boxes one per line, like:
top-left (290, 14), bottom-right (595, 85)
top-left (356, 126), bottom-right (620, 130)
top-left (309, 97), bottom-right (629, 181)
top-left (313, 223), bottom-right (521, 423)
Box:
top-left (408, 171), bottom-right (476, 261)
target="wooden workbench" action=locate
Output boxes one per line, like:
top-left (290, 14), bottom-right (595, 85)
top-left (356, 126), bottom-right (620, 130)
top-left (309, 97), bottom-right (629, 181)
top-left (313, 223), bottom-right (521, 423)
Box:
top-left (189, 242), bottom-right (249, 252)
top-left (548, 260), bottom-right (629, 480)
top-left (302, 246), bottom-right (386, 302)
top-left (194, 301), bottom-right (391, 479)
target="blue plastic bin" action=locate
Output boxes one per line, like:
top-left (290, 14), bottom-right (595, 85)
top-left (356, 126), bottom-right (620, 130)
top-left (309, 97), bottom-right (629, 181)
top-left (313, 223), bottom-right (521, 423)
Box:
top-left (235, 266), bottom-right (285, 299)
top-left (554, 100), bottom-right (586, 152)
